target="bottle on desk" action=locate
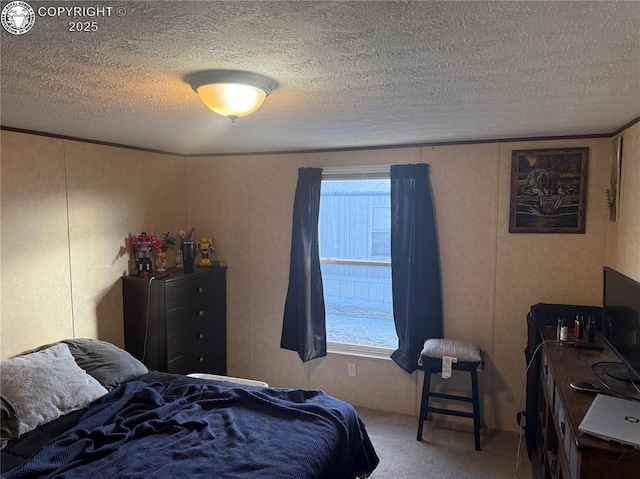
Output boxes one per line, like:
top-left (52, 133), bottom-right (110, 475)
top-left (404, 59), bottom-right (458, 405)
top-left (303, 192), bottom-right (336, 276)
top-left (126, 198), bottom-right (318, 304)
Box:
top-left (558, 318), bottom-right (569, 342)
top-left (574, 311), bottom-right (584, 340)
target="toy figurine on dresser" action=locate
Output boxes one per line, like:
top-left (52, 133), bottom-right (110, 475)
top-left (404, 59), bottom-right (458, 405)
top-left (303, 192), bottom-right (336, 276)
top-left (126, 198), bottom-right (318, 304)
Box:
top-left (130, 232), bottom-right (159, 278)
top-left (198, 237), bottom-right (215, 267)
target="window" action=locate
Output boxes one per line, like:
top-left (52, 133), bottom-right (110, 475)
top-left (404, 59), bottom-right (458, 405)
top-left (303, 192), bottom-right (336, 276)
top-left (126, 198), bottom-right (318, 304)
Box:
top-left (370, 205), bottom-right (391, 259)
top-left (319, 175), bottom-right (397, 352)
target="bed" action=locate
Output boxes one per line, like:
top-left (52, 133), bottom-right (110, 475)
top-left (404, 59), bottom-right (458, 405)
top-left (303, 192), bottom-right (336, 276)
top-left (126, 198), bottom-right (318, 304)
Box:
top-left (0, 339), bottom-right (379, 478)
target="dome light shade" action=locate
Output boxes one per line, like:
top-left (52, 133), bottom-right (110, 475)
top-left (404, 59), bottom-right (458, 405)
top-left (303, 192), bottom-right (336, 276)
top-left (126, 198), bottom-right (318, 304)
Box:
top-left (187, 70), bottom-right (277, 122)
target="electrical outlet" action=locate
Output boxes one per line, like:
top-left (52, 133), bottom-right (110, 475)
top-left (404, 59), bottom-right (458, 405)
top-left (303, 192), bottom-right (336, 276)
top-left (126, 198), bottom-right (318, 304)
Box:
top-left (348, 363), bottom-right (356, 377)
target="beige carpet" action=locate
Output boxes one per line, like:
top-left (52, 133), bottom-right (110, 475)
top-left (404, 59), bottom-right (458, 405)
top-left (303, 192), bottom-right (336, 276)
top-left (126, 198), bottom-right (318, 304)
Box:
top-left (356, 407), bottom-right (533, 479)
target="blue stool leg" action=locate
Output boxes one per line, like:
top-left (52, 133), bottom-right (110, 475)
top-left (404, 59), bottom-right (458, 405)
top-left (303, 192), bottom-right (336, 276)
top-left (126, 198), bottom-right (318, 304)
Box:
top-left (417, 366), bottom-right (432, 441)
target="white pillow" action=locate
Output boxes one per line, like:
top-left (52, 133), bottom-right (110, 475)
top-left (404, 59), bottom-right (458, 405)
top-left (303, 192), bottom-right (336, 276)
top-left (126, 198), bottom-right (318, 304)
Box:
top-left (420, 339), bottom-right (482, 362)
top-left (0, 343), bottom-right (108, 437)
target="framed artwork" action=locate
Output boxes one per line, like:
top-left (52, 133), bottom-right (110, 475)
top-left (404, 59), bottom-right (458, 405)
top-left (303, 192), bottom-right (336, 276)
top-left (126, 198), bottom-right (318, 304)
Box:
top-left (607, 136), bottom-right (623, 222)
top-left (509, 147), bottom-right (589, 233)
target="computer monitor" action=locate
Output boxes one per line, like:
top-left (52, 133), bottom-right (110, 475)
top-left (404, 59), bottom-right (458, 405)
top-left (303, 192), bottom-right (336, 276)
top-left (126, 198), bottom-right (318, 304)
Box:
top-left (602, 267), bottom-right (640, 382)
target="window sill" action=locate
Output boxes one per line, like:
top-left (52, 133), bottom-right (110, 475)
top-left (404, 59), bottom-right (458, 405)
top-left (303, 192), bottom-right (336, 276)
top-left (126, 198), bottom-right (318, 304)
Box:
top-left (327, 342), bottom-right (394, 360)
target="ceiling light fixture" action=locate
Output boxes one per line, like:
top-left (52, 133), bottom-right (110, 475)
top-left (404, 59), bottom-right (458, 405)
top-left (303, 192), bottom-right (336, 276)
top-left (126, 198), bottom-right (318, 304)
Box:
top-left (187, 70), bottom-right (277, 123)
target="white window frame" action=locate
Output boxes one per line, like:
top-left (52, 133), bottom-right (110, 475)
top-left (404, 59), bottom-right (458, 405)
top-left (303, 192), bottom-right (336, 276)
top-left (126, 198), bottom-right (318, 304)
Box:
top-left (321, 166), bottom-right (395, 359)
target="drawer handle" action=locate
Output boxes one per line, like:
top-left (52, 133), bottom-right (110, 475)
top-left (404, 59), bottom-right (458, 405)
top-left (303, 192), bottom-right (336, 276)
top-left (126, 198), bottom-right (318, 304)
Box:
top-left (198, 310), bottom-right (204, 316)
top-left (197, 333), bottom-right (204, 339)
top-left (197, 287), bottom-right (204, 293)
top-left (197, 356), bottom-right (205, 362)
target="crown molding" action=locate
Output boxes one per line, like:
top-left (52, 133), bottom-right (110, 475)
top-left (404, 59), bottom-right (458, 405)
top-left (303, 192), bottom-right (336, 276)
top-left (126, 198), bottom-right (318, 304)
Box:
top-left (0, 126), bottom-right (181, 156)
top-left (3, 118), bottom-right (638, 158)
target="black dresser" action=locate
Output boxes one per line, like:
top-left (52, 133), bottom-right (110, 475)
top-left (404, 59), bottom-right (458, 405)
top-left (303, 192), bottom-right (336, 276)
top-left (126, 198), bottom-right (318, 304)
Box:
top-left (122, 267), bottom-right (227, 375)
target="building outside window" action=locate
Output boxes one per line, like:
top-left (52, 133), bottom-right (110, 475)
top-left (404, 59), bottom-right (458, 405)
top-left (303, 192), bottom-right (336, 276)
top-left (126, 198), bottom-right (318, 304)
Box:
top-left (370, 205), bottom-right (391, 259)
top-left (319, 176), bottom-right (397, 353)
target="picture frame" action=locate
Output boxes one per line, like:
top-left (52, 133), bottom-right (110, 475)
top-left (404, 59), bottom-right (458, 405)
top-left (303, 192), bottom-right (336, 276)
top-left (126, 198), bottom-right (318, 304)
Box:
top-left (607, 136), bottom-right (623, 222)
top-left (509, 147), bottom-right (589, 233)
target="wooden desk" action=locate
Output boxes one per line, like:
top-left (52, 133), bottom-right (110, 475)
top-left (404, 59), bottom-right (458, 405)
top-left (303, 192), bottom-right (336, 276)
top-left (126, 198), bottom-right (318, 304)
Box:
top-left (533, 326), bottom-right (640, 479)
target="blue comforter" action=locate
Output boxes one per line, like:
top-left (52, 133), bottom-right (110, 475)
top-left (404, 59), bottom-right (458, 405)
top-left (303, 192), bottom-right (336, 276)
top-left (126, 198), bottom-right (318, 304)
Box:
top-left (5, 377), bottom-right (378, 478)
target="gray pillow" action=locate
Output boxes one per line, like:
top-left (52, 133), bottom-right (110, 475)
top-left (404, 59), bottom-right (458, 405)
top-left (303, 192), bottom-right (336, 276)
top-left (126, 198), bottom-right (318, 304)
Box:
top-left (58, 338), bottom-right (148, 390)
top-left (0, 343), bottom-right (108, 437)
top-left (33, 338), bottom-right (148, 390)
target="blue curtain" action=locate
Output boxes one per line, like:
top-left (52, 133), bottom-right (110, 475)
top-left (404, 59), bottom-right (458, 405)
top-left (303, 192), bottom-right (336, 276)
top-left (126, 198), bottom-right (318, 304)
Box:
top-left (390, 164), bottom-right (443, 373)
top-left (281, 167), bottom-right (327, 362)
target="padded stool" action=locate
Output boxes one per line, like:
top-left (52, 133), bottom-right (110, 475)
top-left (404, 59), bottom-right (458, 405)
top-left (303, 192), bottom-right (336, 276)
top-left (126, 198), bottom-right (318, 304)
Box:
top-left (416, 339), bottom-right (483, 450)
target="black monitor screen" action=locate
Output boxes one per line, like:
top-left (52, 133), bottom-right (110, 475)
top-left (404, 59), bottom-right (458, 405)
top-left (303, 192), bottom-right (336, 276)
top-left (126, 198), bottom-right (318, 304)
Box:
top-left (603, 267), bottom-right (640, 381)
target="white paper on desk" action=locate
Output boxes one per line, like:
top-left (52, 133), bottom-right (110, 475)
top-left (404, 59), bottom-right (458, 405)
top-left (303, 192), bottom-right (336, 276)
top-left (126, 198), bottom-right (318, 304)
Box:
top-left (442, 356), bottom-right (457, 379)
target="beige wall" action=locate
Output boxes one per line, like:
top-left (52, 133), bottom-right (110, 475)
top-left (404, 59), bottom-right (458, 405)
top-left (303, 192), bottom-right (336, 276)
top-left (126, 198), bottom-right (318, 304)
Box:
top-left (492, 139), bottom-right (610, 429)
top-left (1, 133), bottom-right (73, 355)
top-left (606, 122), bottom-right (640, 279)
top-left (186, 137), bottom-right (615, 432)
top-left (2, 123), bottom-right (639, 433)
top-left (1, 131), bottom-right (185, 357)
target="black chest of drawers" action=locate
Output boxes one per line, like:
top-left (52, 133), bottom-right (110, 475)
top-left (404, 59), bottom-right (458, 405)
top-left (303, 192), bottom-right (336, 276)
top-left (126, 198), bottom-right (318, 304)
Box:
top-left (122, 267), bottom-right (227, 375)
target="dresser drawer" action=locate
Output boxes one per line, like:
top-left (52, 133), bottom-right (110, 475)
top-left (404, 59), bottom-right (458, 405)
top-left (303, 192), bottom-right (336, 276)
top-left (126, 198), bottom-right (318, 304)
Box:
top-left (165, 276), bottom-right (215, 311)
top-left (166, 307), bottom-right (214, 337)
top-left (167, 343), bottom-right (226, 375)
top-left (167, 323), bottom-right (217, 360)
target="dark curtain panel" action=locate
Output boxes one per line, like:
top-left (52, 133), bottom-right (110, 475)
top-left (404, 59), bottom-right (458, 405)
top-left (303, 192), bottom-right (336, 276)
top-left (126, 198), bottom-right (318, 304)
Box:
top-left (390, 164), bottom-right (443, 373)
top-left (281, 167), bottom-right (327, 362)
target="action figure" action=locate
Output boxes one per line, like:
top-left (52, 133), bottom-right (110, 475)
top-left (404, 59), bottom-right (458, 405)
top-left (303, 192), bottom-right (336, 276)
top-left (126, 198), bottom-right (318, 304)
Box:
top-left (198, 237), bottom-right (215, 267)
top-left (131, 232), bottom-right (159, 278)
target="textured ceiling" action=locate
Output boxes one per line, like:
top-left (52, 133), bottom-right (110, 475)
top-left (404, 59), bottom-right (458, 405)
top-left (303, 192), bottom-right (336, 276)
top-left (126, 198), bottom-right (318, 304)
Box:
top-left (1, 1), bottom-right (639, 155)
